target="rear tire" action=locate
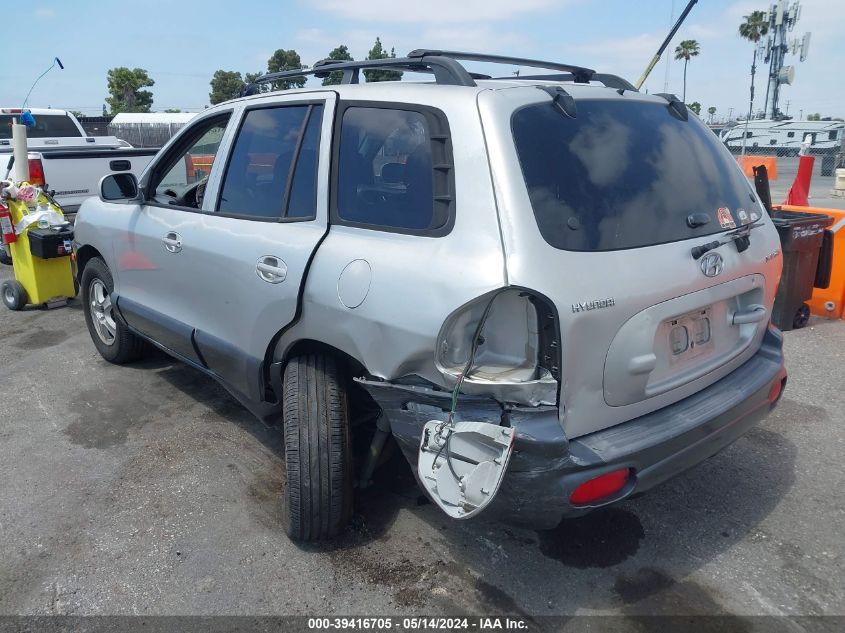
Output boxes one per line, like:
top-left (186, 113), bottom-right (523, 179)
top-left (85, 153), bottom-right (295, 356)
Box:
top-left (0, 245), bottom-right (11, 266)
top-left (282, 354), bottom-right (353, 541)
top-left (81, 257), bottom-right (148, 364)
top-left (1, 279), bottom-right (27, 310)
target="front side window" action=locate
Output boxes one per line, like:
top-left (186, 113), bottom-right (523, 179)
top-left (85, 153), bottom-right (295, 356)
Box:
top-left (218, 104), bottom-right (323, 220)
top-left (512, 99), bottom-right (756, 251)
top-left (337, 107), bottom-right (445, 232)
top-left (151, 115), bottom-right (230, 208)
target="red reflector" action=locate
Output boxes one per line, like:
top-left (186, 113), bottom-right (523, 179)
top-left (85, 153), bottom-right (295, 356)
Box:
top-left (28, 158), bottom-right (45, 187)
top-left (570, 468), bottom-right (631, 505)
top-left (768, 379), bottom-right (783, 404)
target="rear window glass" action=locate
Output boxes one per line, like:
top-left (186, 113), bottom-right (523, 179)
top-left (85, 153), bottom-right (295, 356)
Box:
top-left (337, 107), bottom-right (436, 231)
top-left (0, 114), bottom-right (81, 139)
top-left (512, 100), bottom-right (756, 251)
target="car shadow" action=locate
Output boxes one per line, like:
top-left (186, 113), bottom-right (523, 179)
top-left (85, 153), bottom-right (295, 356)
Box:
top-left (136, 356), bottom-right (801, 616)
top-left (141, 354), bottom-right (405, 545)
top-left (334, 406), bottom-right (802, 617)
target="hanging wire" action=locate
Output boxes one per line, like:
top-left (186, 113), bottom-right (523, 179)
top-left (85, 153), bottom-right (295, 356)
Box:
top-left (436, 288), bottom-right (508, 482)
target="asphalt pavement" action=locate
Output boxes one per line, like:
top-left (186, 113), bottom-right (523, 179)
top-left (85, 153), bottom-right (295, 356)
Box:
top-left (0, 262), bottom-right (843, 622)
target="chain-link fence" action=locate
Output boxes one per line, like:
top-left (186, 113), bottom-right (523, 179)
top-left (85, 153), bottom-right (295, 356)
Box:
top-left (714, 120), bottom-right (845, 201)
top-left (107, 121), bottom-right (190, 148)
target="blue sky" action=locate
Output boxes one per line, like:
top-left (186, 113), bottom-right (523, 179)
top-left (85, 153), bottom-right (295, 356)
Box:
top-left (2, 0), bottom-right (842, 121)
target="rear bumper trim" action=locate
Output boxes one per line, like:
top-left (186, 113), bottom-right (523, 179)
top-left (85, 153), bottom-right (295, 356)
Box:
top-left (489, 327), bottom-right (786, 528)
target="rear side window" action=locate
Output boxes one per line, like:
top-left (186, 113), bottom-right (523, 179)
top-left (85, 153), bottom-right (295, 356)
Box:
top-left (219, 104), bottom-right (323, 220)
top-left (336, 106), bottom-right (453, 233)
top-left (0, 114), bottom-right (81, 139)
top-left (512, 100), bottom-right (756, 251)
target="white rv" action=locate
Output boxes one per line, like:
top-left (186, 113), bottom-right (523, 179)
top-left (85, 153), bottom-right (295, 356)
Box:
top-left (721, 119), bottom-right (844, 155)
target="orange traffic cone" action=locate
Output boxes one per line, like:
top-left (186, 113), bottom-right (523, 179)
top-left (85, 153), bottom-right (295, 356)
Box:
top-left (784, 155), bottom-right (815, 207)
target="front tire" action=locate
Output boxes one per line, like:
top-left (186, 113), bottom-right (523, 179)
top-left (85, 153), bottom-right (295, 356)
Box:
top-left (282, 354), bottom-right (353, 541)
top-left (81, 257), bottom-right (147, 364)
top-left (1, 279), bottom-right (27, 310)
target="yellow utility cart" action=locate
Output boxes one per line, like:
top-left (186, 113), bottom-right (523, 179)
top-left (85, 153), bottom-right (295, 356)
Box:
top-left (1, 187), bottom-right (76, 310)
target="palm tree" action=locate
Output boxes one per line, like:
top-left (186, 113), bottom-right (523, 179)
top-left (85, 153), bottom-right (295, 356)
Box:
top-left (673, 39), bottom-right (700, 102)
top-left (707, 106), bottom-right (717, 123)
top-left (738, 11), bottom-right (769, 118)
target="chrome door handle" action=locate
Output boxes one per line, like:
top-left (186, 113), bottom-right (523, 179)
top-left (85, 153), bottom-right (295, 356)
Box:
top-left (162, 232), bottom-right (183, 253)
top-left (731, 304), bottom-right (767, 325)
top-left (256, 256), bottom-right (287, 283)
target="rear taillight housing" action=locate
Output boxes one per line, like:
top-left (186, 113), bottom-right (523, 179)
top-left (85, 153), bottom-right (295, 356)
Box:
top-left (28, 158), bottom-right (45, 187)
top-left (435, 288), bottom-right (560, 406)
top-left (570, 468), bottom-right (633, 505)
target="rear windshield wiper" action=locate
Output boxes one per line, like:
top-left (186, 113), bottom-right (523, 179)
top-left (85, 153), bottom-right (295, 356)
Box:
top-left (691, 220), bottom-right (764, 260)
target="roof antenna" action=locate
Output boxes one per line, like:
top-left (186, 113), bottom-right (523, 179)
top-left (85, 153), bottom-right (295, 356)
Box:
top-left (22, 57), bottom-right (65, 109)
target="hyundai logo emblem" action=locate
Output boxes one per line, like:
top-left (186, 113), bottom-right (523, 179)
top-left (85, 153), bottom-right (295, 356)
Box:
top-left (700, 252), bottom-right (724, 277)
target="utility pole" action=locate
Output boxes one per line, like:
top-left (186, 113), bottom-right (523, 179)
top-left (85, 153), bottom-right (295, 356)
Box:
top-left (799, 108), bottom-right (803, 120)
top-left (785, 100), bottom-right (791, 115)
top-left (728, 107), bottom-right (734, 121)
top-left (662, 0), bottom-right (676, 93)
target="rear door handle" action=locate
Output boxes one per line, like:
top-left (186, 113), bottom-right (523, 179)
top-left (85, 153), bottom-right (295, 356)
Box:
top-left (256, 256), bottom-right (287, 283)
top-left (731, 304), bottom-right (767, 325)
top-left (162, 232), bottom-right (182, 253)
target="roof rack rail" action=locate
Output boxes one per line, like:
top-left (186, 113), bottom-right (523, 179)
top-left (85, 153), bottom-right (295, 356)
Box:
top-left (243, 55), bottom-right (477, 95)
top-left (407, 49), bottom-right (597, 84)
top-left (495, 72), bottom-right (637, 92)
top-left (240, 49), bottom-right (633, 95)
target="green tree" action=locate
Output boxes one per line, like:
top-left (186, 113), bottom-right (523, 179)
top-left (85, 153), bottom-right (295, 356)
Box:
top-left (738, 11), bottom-right (769, 126)
top-left (105, 67), bottom-right (154, 114)
top-left (364, 37), bottom-right (403, 83)
top-left (321, 45), bottom-right (354, 86)
top-left (707, 106), bottom-right (717, 123)
top-left (267, 49), bottom-right (307, 90)
top-left (807, 113), bottom-right (821, 121)
top-left (209, 70), bottom-right (246, 104)
top-left (687, 101), bottom-right (701, 116)
top-left (69, 110), bottom-right (84, 119)
top-left (673, 39), bottom-right (700, 103)
top-left (164, 108), bottom-right (182, 113)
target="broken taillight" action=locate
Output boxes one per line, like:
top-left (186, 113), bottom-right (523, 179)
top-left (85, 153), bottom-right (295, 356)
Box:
top-left (434, 288), bottom-right (560, 407)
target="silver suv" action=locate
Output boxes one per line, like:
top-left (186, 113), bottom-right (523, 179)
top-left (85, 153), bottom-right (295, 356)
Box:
top-left (74, 51), bottom-right (788, 541)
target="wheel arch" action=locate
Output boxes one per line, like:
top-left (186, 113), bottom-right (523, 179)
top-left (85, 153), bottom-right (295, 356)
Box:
top-left (261, 335), bottom-right (370, 408)
top-left (275, 338), bottom-right (367, 379)
top-left (75, 244), bottom-right (103, 281)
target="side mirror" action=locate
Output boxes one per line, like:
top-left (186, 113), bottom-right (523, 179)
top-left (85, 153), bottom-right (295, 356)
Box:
top-left (100, 172), bottom-right (139, 202)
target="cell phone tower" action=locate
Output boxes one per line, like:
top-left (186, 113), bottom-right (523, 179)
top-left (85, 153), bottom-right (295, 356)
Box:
top-left (762, 0), bottom-right (810, 120)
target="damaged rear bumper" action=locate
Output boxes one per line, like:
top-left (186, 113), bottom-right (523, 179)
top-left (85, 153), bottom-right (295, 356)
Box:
top-left (358, 327), bottom-right (786, 530)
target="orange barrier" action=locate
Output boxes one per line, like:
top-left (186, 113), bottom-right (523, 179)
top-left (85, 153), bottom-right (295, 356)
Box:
top-left (776, 204), bottom-right (845, 320)
top-left (738, 155), bottom-right (777, 180)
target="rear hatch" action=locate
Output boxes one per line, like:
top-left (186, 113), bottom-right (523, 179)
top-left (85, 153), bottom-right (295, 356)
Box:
top-left (478, 86), bottom-right (783, 438)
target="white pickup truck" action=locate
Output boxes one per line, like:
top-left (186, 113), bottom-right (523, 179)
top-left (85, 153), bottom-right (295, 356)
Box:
top-left (1, 108), bottom-right (158, 216)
